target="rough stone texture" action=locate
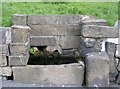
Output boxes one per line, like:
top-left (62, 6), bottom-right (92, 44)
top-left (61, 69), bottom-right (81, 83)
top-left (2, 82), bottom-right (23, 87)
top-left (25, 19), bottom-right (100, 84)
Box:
top-left (0, 27), bottom-right (11, 45)
top-left (85, 52), bottom-right (109, 87)
top-left (30, 36), bottom-right (56, 46)
top-left (80, 37), bottom-right (96, 48)
top-left (12, 63), bottom-right (84, 85)
top-left (82, 19), bottom-right (108, 26)
top-left (105, 42), bottom-right (118, 82)
top-left (81, 25), bottom-right (119, 38)
top-left (12, 14), bottom-right (27, 26)
top-left (79, 38), bottom-right (103, 57)
top-left (9, 55), bottom-right (29, 66)
top-left (0, 44), bottom-right (9, 56)
top-left (9, 43), bottom-right (30, 56)
top-left (58, 36), bottom-right (80, 49)
top-left (11, 26), bottom-right (30, 43)
top-left (0, 54), bottom-right (7, 67)
top-left (0, 67), bottom-right (12, 76)
top-left (29, 24), bottom-right (81, 36)
top-left (115, 44), bottom-right (120, 58)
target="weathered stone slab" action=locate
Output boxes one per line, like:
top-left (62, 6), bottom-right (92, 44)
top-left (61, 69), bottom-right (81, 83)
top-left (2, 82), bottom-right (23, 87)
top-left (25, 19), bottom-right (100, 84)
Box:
top-left (30, 36), bottom-right (56, 46)
top-left (12, 63), bottom-right (84, 85)
top-left (0, 27), bottom-right (11, 45)
top-left (82, 19), bottom-right (108, 26)
top-left (29, 24), bottom-right (81, 36)
top-left (58, 36), bottom-right (80, 49)
top-left (12, 14), bottom-right (27, 26)
top-left (9, 55), bottom-right (29, 66)
top-left (9, 43), bottom-right (29, 56)
top-left (27, 15), bottom-right (83, 25)
top-left (11, 26), bottom-right (30, 43)
top-left (0, 54), bottom-right (7, 67)
top-left (0, 67), bottom-right (12, 76)
top-left (81, 25), bottom-right (119, 38)
top-left (0, 44), bottom-right (9, 56)
top-left (85, 52), bottom-right (109, 87)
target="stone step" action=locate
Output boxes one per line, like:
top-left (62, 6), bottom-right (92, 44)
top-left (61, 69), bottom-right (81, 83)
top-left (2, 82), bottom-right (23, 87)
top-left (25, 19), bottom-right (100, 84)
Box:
top-left (12, 63), bottom-right (84, 85)
top-left (81, 25), bottom-right (119, 38)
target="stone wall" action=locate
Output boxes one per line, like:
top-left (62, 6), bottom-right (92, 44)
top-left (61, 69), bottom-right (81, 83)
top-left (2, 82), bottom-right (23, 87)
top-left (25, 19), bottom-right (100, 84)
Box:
top-left (0, 14), bottom-right (119, 87)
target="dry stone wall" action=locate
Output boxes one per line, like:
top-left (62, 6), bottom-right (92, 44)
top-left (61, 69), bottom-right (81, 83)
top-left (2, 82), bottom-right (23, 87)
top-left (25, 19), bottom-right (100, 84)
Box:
top-left (0, 14), bottom-right (119, 87)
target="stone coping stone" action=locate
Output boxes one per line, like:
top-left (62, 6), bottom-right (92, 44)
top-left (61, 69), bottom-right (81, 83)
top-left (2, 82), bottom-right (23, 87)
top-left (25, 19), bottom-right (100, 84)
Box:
top-left (82, 19), bottom-right (108, 26)
top-left (12, 14), bottom-right (27, 26)
top-left (12, 62), bottom-right (84, 85)
top-left (81, 25), bottom-right (119, 38)
top-left (27, 15), bottom-right (94, 25)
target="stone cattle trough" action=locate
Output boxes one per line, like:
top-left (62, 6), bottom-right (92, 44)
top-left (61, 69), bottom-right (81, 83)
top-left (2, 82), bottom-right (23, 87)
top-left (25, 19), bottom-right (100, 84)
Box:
top-left (0, 14), bottom-right (120, 87)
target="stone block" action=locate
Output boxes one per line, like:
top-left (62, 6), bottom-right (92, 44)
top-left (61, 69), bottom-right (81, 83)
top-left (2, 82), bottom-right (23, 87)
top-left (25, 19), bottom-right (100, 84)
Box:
top-left (0, 44), bottom-right (9, 56)
top-left (81, 25), bottom-right (119, 38)
top-left (0, 67), bottom-right (12, 76)
top-left (85, 52), bottom-right (109, 87)
top-left (115, 44), bottom-right (120, 58)
top-left (0, 54), bottom-right (7, 67)
top-left (58, 36), bottom-right (80, 49)
top-left (12, 63), bottom-right (84, 85)
top-left (9, 43), bottom-right (29, 56)
top-left (30, 36), bottom-right (56, 46)
top-left (29, 25), bottom-right (64, 36)
top-left (27, 15), bottom-right (84, 25)
top-left (12, 14), bottom-right (27, 26)
top-left (82, 19), bottom-right (108, 26)
top-left (29, 24), bottom-right (81, 36)
top-left (9, 55), bottom-right (29, 66)
top-left (0, 27), bottom-right (11, 45)
top-left (11, 26), bottom-right (30, 43)
top-left (80, 37), bottom-right (96, 48)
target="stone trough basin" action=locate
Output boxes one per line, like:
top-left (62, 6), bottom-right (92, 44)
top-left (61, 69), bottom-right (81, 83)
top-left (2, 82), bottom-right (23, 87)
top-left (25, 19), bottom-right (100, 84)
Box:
top-left (12, 63), bottom-right (84, 85)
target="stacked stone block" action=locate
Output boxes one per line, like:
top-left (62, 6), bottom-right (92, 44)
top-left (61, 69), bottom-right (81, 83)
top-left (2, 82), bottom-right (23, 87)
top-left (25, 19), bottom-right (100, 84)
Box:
top-left (0, 27), bottom-right (12, 80)
top-left (1, 14), bottom-right (119, 87)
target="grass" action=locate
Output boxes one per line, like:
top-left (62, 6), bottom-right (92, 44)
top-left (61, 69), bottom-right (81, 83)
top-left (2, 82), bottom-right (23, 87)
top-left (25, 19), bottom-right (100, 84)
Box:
top-left (2, 2), bottom-right (118, 27)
